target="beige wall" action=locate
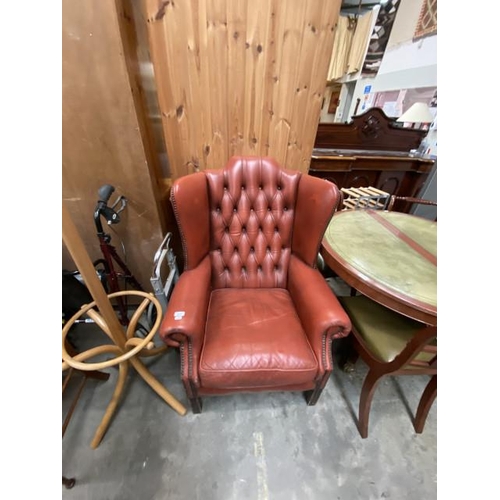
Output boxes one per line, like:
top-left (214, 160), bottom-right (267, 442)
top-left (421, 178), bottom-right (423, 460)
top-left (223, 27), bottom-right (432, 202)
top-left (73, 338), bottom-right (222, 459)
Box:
top-left (62, 0), bottom-right (166, 287)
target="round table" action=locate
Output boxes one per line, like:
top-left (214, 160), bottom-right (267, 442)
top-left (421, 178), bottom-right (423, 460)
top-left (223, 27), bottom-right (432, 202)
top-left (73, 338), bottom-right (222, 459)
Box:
top-left (321, 210), bottom-right (437, 326)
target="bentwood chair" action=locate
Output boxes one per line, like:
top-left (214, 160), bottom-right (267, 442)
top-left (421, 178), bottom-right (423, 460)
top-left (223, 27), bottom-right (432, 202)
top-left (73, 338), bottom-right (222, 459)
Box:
top-left (159, 156), bottom-right (352, 413)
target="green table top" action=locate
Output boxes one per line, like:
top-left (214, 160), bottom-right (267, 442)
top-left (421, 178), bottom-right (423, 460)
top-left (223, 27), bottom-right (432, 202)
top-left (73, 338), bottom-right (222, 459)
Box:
top-left (322, 210), bottom-right (437, 321)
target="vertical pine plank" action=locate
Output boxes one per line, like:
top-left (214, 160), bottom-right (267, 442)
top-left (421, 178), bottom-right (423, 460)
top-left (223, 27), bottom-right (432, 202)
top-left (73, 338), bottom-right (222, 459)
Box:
top-left (285, 0), bottom-right (324, 169)
top-left (241, 0), bottom-right (273, 156)
top-left (252, 0), bottom-right (275, 159)
top-left (195, 0), bottom-right (213, 170)
top-left (205, 0), bottom-right (229, 168)
top-left (257, 0), bottom-right (279, 159)
top-left (182, 0), bottom-right (205, 174)
top-left (267, 0), bottom-right (308, 166)
top-left (144, 0), bottom-right (341, 178)
top-left (226, 0), bottom-right (247, 159)
top-left (287, 0), bottom-right (339, 171)
top-left (296, 0), bottom-right (339, 172)
top-left (144, 1), bottom-right (188, 178)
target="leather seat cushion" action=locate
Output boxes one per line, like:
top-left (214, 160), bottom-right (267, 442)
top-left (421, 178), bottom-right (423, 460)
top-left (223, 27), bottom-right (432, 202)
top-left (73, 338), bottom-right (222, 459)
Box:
top-left (200, 288), bottom-right (318, 389)
top-left (339, 295), bottom-right (436, 363)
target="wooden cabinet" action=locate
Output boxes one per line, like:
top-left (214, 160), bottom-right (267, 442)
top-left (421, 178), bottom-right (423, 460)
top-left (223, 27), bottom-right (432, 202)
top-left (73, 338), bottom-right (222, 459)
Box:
top-left (308, 108), bottom-right (436, 212)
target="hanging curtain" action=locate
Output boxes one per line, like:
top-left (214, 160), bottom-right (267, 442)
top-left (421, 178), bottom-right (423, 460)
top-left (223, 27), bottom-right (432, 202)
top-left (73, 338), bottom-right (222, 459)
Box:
top-left (327, 16), bottom-right (355, 82)
top-left (346, 10), bottom-right (374, 75)
top-left (327, 10), bottom-right (376, 81)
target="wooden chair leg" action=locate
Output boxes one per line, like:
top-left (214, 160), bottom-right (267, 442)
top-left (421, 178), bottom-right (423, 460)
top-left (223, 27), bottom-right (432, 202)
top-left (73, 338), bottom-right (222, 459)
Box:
top-left (189, 397), bottom-right (203, 414)
top-left (62, 476), bottom-right (75, 489)
top-left (304, 388), bottom-right (321, 406)
top-left (358, 370), bottom-right (384, 438)
top-left (305, 371), bottom-right (330, 406)
top-left (414, 375), bottom-right (437, 433)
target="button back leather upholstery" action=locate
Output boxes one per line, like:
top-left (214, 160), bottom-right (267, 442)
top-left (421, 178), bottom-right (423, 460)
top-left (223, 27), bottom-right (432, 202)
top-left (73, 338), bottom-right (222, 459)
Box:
top-left (206, 158), bottom-right (299, 289)
top-left (160, 156), bottom-right (351, 412)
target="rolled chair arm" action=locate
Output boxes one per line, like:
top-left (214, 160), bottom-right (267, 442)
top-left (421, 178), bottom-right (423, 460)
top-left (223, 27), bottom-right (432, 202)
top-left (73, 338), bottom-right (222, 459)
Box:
top-left (159, 255), bottom-right (211, 349)
top-left (288, 255), bottom-right (351, 373)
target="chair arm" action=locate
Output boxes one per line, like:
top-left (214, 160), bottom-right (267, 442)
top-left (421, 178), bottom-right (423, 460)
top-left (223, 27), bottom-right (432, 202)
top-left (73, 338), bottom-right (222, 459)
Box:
top-left (159, 255), bottom-right (211, 349)
top-left (288, 255), bottom-right (351, 373)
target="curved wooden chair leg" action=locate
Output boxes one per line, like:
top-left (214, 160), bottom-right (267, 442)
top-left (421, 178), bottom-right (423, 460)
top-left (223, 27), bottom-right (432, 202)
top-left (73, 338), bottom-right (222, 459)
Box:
top-left (90, 360), bottom-right (130, 449)
top-left (358, 370), bottom-right (384, 438)
top-left (414, 375), bottom-right (437, 433)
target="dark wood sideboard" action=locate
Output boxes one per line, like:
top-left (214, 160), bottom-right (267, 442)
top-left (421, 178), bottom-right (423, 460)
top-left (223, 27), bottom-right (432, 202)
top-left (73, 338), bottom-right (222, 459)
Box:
top-left (308, 108), bottom-right (435, 212)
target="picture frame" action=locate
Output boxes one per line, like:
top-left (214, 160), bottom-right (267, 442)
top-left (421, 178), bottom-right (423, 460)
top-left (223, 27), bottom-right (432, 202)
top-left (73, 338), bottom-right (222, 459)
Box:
top-left (328, 85), bottom-right (342, 114)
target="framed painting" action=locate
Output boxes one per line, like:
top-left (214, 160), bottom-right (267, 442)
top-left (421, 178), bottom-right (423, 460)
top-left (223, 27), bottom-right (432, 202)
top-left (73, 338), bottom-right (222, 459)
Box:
top-left (328, 85), bottom-right (342, 114)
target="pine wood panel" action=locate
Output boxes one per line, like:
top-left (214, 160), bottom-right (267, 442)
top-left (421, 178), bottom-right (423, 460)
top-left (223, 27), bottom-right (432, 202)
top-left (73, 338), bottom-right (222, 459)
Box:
top-left (144, 0), bottom-right (340, 179)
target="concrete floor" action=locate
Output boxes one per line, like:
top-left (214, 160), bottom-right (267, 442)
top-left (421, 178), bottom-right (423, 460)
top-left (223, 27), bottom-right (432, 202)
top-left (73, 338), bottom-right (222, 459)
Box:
top-left (62, 277), bottom-right (436, 500)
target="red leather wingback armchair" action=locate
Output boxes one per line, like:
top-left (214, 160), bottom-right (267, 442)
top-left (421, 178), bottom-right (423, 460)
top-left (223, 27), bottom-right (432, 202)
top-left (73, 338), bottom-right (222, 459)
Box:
top-left (159, 157), bottom-right (351, 413)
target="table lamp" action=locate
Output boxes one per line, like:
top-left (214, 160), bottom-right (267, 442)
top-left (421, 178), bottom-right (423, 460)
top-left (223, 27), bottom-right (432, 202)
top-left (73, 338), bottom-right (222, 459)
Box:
top-left (397, 102), bottom-right (434, 129)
